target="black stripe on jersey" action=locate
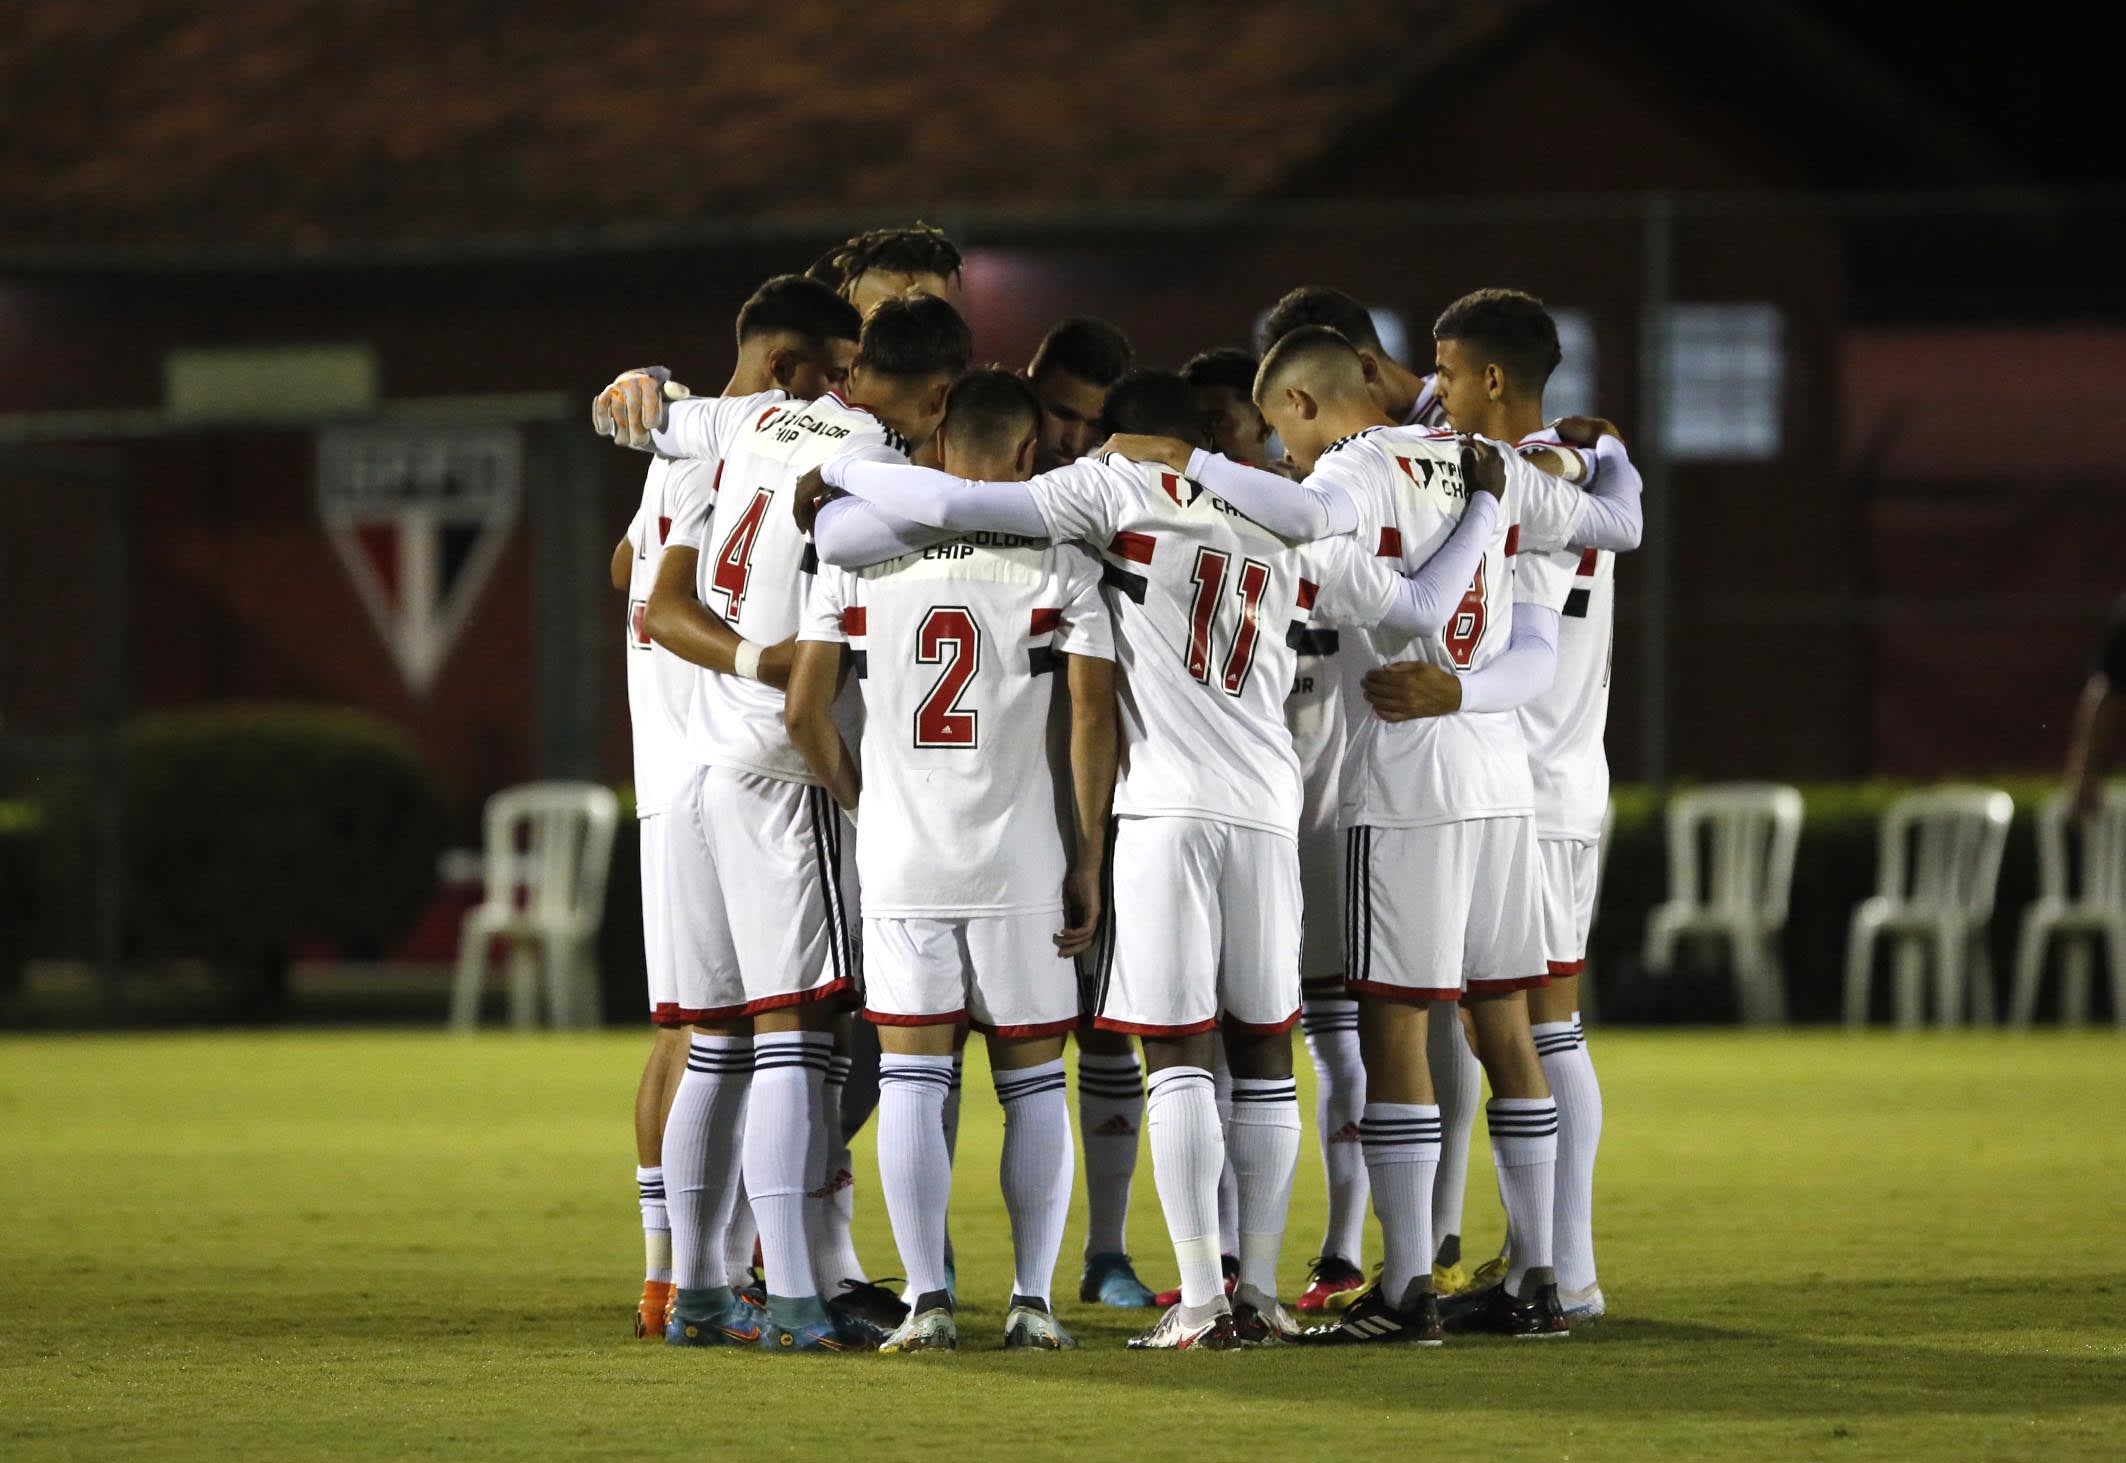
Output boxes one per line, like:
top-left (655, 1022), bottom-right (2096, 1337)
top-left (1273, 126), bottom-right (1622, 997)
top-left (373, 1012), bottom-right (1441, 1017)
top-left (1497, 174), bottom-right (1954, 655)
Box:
top-left (1027, 645), bottom-right (1062, 677)
top-left (1101, 563), bottom-right (1148, 604)
top-left (1287, 625), bottom-right (1341, 657)
top-left (850, 648), bottom-right (869, 679)
top-left (1562, 587), bottom-right (1591, 619)
top-left (801, 543), bottom-right (819, 576)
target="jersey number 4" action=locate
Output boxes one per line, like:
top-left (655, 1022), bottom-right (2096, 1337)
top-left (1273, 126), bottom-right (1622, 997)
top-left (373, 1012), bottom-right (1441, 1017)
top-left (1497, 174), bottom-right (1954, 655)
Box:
top-left (1187, 548), bottom-right (1272, 696)
top-left (710, 489), bottom-right (772, 619)
top-left (914, 607), bottom-right (981, 748)
top-left (1444, 560), bottom-right (1488, 669)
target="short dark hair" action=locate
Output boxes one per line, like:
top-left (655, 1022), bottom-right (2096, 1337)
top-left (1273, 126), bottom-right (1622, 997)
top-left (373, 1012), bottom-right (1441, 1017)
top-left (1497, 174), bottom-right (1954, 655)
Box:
top-left (1029, 317), bottom-right (1133, 389)
top-left (1181, 347), bottom-right (1259, 395)
top-left (1254, 324), bottom-right (1366, 401)
top-left (1432, 288), bottom-right (1562, 390)
top-left (806, 222), bottom-right (963, 293)
top-left (1259, 285), bottom-right (1382, 354)
top-left (735, 274), bottom-right (862, 348)
top-left (1100, 369), bottom-right (1206, 444)
top-left (859, 293), bottom-right (973, 380)
top-left (943, 367), bottom-right (1041, 446)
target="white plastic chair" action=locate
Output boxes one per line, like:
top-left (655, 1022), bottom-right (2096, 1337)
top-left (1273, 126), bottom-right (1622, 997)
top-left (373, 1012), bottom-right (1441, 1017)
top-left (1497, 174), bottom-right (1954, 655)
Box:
top-left (2010, 790), bottom-right (2126, 1027)
top-left (450, 781), bottom-right (620, 1031)
top-left (1843, 787), bottom-right (2013, 1030)
top-left (1643, 783), bottom-right (1804, 1025)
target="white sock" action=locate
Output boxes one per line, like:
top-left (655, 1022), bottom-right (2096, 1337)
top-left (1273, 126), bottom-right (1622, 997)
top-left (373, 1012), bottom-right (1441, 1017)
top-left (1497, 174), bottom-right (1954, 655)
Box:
top-left (943, 1051), bottom-right (964, 1272)
top-left (994, 1059), bottom-right (1072, 1307)
top-left (1359, 1102), bottom-right (1441, 1304)
top-left (661, 1034), bottom-right (750, 1291)
top-left (1077, 1052), bottom-right (1143, 1257)
top-left (1487, 1096), bottom-right (1559, 1297)
top-left (877, 1053), bottom-right (955, 1302)
top-left (1226, 1076), bottom-right (1301, 1299)
top-left (1211, 1054), bottom-right (1239, 1257)
top-left (1536, 1014), bottom-right (1603, 1294)
top-left (744, 1031), bottom-right (829, 1300)
top-left (1145, 1066), bottom-right (1226, 1309)
top-left (637, 1165), bottom-right (672, 1284)
top-left (819, 1053), bottom-right (866, 1287)
top-left (1429, 1005), bottom-right (1482, 1266)
top-left (723, 1183), bottom-right (757, 1284)
top-left (1301, 996), bottom-right (1368, 1265)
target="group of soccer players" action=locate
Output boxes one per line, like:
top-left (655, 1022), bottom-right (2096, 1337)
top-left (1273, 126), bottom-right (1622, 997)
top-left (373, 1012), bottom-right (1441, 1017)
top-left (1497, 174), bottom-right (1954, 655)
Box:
top-left (605, 223), bottom-right (1641, 1352)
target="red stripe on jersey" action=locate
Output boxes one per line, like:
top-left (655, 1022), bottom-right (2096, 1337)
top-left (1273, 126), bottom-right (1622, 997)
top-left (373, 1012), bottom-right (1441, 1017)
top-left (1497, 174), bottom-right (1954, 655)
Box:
top-left (752, 405), bottom-right (783, 432)
top-left (841, 607), bottom-right (867, 636)
top-left (1420, 427), bottom-right (1456, 439)
top-left (1504, 525), bottom-right (1521, 556)
top-left (1377, 527), bottom-right (1403, 558)
top-left (1578, 547), bottom-right (1600, 575)
top-left (1160, 472), bottom-right (1185, 504)
top-left (1109, 531), bottom-right (1156, 564)
top-left (1030, 608), bottom-right (1063, 636)
top-left (656, 515), bottom-right (672, 544)
top-left (709, 459), bottom-right (725, 499)
top-left (1295, 579), bottom-right (1320, 611)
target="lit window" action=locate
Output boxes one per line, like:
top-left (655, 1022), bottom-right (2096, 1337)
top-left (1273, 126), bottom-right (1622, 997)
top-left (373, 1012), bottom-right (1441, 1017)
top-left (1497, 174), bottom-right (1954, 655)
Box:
top-left (1663, 304), bottom-right (1783, 460)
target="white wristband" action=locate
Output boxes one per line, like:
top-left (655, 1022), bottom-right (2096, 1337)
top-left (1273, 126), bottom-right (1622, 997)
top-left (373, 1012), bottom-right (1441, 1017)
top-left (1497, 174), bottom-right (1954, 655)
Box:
top-left (733, 641), bottom-right (764, 681)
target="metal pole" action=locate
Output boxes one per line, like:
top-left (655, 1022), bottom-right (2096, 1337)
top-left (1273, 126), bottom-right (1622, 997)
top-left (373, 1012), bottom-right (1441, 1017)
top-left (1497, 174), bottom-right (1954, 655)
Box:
top-left (1637, 193), bottom-right (1675, 787)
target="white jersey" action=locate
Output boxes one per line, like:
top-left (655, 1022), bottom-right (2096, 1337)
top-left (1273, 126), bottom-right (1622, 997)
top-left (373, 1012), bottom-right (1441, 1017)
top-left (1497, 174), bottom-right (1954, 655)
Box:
top-left (623, 458), bottom-right (706, 817)
top-left (1515, 429), bottom-right (1614, 842)
top-left (1405, 374), bottom-right (1447, 429)
top-left (1285, 616), bottom-right (1347, 836)
top-left (662, 390), bottom-right (908, 784)
top-left (800, 532), bottom-right (1113, 917)
top-left (1024, 454), bottom-right (1398, 840)
top-left (1312, 426), bottom-right (1575, 829)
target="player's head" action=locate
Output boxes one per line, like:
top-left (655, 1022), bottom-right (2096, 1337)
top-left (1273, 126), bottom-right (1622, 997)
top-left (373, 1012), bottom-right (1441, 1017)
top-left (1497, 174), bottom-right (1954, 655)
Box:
top-left (844, 293), bottom-right (974, 446)
top-left (1027, 317), bottom-right (1133, 471)
top-left (1430, 287), bottom-right (1562, 434)
top-left (1182, 347), bottom-right (1273, 466)
top-left (807, 223), bottom-right (964, 319)
top-left (1100, 369), bottom-right (1211, 453)
top-left (935, 367), bottom-right (1042, 483)
top-left (734, 274), bottom-right (863, 399)
top-left (1260, 284), bottom-right (1408, 421)
top-left (1252, 325), bottom-right (1373, 473)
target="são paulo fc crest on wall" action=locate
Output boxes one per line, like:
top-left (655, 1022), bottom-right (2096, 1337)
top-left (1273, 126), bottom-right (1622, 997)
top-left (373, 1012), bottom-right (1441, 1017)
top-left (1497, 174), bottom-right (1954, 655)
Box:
top-left (316, 427), bottom-right (522, 693)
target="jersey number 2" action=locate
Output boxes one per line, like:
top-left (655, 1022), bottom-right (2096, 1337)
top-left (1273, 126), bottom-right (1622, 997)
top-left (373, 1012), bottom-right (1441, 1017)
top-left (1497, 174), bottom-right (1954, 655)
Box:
top-left (1444, 560), bottom-right (1488, 669)
top-left (1187, 549), bottom-right (1272, 696)
top-left (914, 607), bottom-right (981, 748)
top-left (710, 489), bottom-right (772, 619)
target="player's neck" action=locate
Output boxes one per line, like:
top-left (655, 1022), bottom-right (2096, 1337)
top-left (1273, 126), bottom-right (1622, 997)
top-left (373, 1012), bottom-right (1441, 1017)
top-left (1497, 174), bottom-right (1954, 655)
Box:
top-left (1493, 397), bottom-right (1546, 443)
top-left (724, 354), bottom-right (777, 397)
top-left (1377, 358), bottom-right (1429, 422)
top-left (1318, 399), bottom-right (1395, 443)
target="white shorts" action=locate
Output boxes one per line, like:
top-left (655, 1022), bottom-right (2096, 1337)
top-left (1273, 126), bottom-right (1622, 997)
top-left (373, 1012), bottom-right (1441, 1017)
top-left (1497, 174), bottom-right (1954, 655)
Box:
top-left (639, 813), bottom-right (683, 1026)
top-left (864, 912), bottom-right (1079, 1038)
top-left (1092, 815), bottom-right (1302, 1038)
top-left (663, 764), bottom-right (858, 1021)
top-left (1345, 815), bottom-right (1546, 1003)
top-left (1537, 836), bottom-right (1600, 976)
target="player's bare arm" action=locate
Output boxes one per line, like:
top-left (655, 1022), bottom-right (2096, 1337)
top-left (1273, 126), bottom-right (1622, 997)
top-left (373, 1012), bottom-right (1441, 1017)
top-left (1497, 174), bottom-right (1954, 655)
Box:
top-left (1056, 653), bottom-right (1117, 958)
top-left (782, 638), bottom-right (860, 813)
top-left (610, 533), bottom-right (633, 592)
top-left (642, 545), bottom-right (796, 690)
top-left (791, 466), bottom-right (837, 534)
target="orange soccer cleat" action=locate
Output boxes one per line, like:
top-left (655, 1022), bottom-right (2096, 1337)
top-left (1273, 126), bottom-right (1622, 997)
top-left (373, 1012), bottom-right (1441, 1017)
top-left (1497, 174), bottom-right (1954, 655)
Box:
top-left (635, 1279), bottom-right (676, 1339)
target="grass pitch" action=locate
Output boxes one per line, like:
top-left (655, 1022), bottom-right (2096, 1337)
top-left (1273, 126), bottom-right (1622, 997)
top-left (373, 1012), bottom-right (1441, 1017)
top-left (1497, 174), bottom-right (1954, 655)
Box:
top-left (2, 1029), bottom-right (2122, 1462)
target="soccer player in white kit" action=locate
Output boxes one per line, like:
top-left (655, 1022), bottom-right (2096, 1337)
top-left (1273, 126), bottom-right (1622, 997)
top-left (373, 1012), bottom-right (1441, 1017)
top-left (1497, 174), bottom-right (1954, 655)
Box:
top-left (803, 368), bottom-right (1512, 1349)
top-left (1110, 325), bottom-right (1641, 1343)
top-left (787, 369), bottom-right (1119, 1353)
top-left (608, 275), bottom-right (862, 1340)
top-left (1368, 289), bottom-right (1643, 1323)
top-left (600, 294), bottom-right (972, 1352)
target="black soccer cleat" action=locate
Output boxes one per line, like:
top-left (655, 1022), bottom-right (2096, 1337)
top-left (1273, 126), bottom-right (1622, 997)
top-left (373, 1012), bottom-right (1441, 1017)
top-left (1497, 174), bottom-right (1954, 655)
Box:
top-left (1298, 1282), bottom-right (1444, 1347)
top-left (1439, 1274), bottom-right (1570, 1340)
top-left (831, 1277), bottom-right (911, 1332)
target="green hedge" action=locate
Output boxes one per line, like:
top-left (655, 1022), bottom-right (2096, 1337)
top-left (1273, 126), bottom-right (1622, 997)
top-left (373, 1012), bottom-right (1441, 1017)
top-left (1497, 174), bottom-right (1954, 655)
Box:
top-left (119, 705), bottom-right (447, 974)
top-left (1589, 778), bottom-right (2072, 1023)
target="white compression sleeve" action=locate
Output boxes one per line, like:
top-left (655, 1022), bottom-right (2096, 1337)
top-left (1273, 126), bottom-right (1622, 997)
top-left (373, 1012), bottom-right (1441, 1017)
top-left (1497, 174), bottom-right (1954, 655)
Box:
top-left (1453, 603), bottom-right (1561, 713)
top-left (1568, 436), bottom-right (1643, 552)
top-left (1183, 450), bottom-right (1359, 540)
top-left (821, 457), bottom-right (1049, 537)
top-left (1370, 494), bottom-right (1503, 639)
top-left (813, 496), bottom-right (960, 569)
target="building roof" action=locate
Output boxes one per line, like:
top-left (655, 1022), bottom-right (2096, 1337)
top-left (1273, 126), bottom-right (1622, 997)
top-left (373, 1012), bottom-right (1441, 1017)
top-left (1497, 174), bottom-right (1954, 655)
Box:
top-left (2, 0), bottom-right (1531, 253)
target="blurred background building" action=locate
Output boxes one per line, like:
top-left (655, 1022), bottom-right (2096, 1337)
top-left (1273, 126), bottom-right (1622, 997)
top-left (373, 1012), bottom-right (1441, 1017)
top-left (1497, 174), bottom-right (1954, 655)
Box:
top-left (2, 1), bottom-right (2119, 1019)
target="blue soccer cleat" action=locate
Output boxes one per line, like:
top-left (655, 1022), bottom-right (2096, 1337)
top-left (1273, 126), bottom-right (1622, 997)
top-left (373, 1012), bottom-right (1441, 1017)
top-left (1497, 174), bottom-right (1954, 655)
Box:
top-left (664, 1285), bottom-right (762, 1347)
top-left (758, 1294), bottom-right (860, 1353)
top-left (1079, 1251), bottom-right (1157, 1308)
